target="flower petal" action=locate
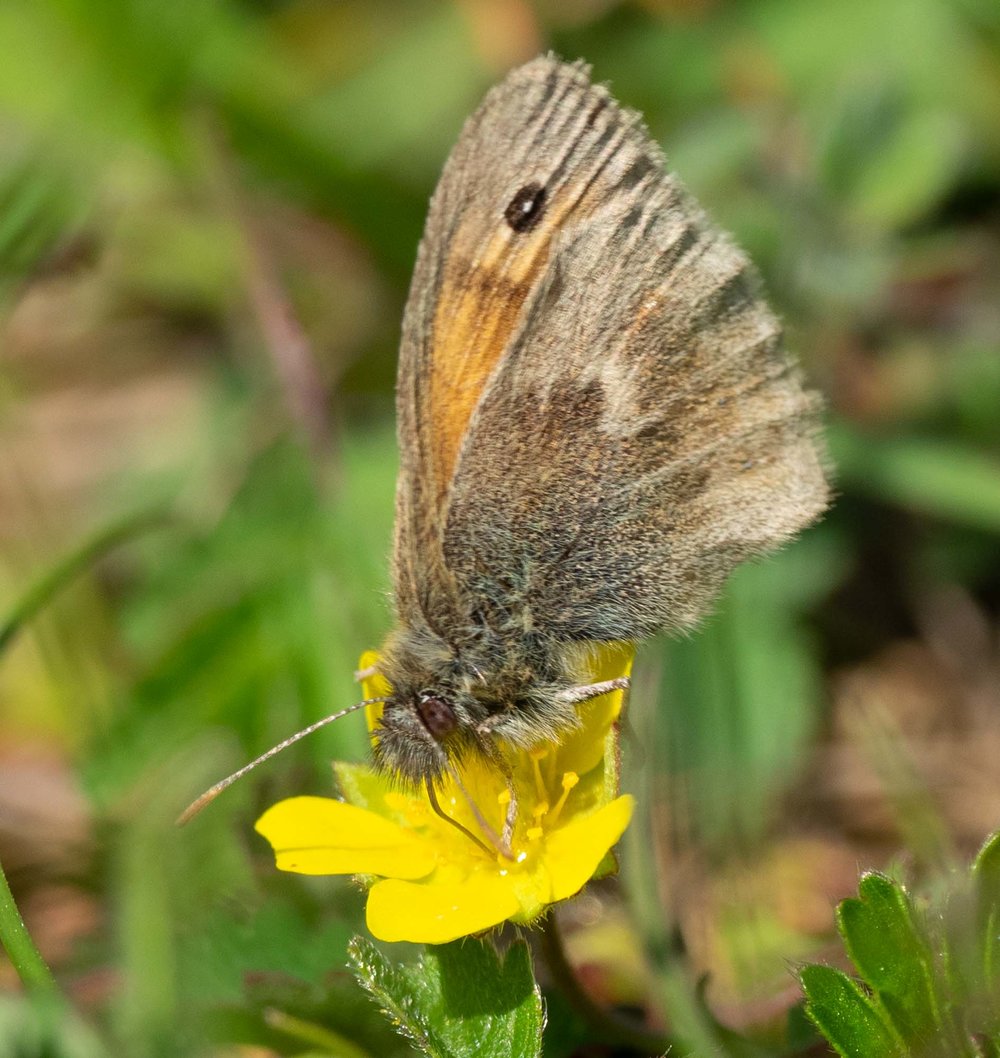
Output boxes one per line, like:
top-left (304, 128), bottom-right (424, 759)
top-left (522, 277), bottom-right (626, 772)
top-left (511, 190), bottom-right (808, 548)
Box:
top-left (333, 761), bottom-right (393, 816)
top-left (543, 795), bottom-right (634, 902)
top-left (358, 650), bottom-right (390, 731)
top-left (366, 873), bottom-right (521, 944)
top-left (255, 796), bottom-right (436, 879)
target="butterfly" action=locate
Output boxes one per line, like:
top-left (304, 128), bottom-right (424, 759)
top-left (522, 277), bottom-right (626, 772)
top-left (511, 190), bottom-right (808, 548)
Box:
top-left (370, 55), bottom-right (828, 788)
top-left (179, 55), bottom-right (827, 832)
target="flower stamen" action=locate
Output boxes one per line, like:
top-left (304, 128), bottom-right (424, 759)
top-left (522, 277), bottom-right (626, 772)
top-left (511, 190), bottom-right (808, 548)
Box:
top-left (445, 763), bottom-right (515, 861)
top-left (548, 771), bottom-right (579, 825)
top-left (529, 749), bottom-right (547, 803)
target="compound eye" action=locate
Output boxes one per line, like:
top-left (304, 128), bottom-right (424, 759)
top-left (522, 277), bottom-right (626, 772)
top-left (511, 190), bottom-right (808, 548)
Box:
top-left (417, 693), bottom-right (458, 740)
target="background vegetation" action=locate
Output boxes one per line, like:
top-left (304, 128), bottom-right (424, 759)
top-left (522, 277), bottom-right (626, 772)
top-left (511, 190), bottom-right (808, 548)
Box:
top-left (2, 0), bottom-right (1000, 1054)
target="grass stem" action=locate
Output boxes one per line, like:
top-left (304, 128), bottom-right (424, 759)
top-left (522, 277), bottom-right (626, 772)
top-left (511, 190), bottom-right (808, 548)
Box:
top-left (0, 854), bottom-right (58, 996)
top-left (0, 504), bottom-right (172, 656)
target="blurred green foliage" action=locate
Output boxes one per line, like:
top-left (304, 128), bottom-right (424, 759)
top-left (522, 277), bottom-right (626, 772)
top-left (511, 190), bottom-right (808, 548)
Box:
top-left (1, 0), bottom-right (1000, 1055)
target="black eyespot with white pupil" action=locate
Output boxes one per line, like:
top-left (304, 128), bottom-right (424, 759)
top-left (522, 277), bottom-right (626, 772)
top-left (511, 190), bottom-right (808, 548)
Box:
top-left (417, 692), bottom-right (458, 740)
top-left (504, 182), bottom-right (547, 233)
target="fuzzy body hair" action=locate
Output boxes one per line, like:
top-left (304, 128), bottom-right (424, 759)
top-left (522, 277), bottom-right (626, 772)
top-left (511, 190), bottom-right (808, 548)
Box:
top-left (373, 614), bottom-right (590, 785)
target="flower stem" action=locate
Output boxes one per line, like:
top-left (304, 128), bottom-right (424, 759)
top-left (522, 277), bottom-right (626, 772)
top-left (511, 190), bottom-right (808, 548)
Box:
top-left (0, 854), bottom-right (58, 995)
top-left (539, 911), bottom-right (672, 1055)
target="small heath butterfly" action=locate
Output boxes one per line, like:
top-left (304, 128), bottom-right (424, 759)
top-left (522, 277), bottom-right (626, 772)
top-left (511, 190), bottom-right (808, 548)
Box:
top-left (180, 56), bottom-right (827, 829)
top-left (372, 56), bottom-right (828, 785)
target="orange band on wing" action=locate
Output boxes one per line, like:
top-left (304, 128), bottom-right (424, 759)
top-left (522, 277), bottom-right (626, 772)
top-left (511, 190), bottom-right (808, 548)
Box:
top-left (428, 260), bottom-right (537, 501)
top-left (426, 192), bottom-right (592, 503)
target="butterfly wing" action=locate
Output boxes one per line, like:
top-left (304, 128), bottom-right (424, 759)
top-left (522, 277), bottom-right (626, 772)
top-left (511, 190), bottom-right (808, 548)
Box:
top-left (437, 58), bottom-right (828, 642)
top-left (395, 56), bottom-right (827, 644)
top-left (393, 56), bottom-right (611, 631)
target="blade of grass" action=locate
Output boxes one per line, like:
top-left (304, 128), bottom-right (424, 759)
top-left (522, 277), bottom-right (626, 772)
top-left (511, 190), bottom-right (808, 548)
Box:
top-left (0, 504), bottom-right (173, 656)
top-left (0, 854), bottom-right (58, 996)
top-left (264, 1007), bottom-right (375, 1058)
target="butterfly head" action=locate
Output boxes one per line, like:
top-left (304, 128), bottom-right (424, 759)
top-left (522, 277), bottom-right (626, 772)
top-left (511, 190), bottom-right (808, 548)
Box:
top-left (372, 685), bottom-right (471, 785)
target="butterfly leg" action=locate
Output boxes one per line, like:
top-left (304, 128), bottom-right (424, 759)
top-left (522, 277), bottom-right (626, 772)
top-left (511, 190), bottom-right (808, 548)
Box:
top-left (555, 676), bottom-right (630, 706)
top-left (502, 776), bottom-right (518, 849)
top-left (473, 729), bottom-right (519, 847)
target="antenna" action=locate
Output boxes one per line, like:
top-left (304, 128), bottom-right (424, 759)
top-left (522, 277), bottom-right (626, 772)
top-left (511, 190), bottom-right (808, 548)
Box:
top-left (177, 698), bottom-right (385, 825)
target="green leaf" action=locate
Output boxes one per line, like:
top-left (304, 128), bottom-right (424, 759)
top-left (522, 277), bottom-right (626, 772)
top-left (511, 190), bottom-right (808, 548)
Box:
top-left (830, 425), bottom-right (1000, 534)
top-left (838, 876), bottom-right (939, 1032)
top-left (348, 936), bottom-right (543, 1058)
top-left (837, 873), bottom-right (942, 1043)
top-left (0, 994), bottom-right (109, 1058)
top-left (973, 830), bottom-right (1000, 989)
top-left (803, 854), bottom-right (1000, 1057)
top-left (848, 107), bottom-right (963, 229)
top-left (800, 965), bottom-right (905, 1058)
top-left (655, 529), bottom-right (840, 843)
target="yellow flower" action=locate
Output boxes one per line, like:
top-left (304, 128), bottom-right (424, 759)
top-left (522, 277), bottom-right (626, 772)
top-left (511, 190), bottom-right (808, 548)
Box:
top-left (255, 645), bottom-right (634, 944)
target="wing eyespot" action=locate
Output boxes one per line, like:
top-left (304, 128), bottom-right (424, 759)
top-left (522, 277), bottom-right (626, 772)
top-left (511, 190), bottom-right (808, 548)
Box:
top-left (504, 182), bottom-right (547, 233)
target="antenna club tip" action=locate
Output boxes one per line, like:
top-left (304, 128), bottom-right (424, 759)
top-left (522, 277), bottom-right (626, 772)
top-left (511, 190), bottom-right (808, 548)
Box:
top-left (176, 790), bottom-right (217, 826)
top-left (174, 696), bottom-right (383, 825)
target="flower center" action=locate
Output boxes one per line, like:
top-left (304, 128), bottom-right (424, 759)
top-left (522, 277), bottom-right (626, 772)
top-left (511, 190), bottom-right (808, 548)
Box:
top-left (494, 752), bottom-right (581, 867)
top-left (411, 742), bottom-right (586, 868)
top-left (384, 791), bottom-right (432, 828)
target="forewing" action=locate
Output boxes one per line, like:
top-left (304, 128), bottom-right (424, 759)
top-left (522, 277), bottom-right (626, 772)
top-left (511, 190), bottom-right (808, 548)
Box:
top-left (393, 56), bottom-right (630, 630)
top-left (440, 60), bottom-right (828, 641)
